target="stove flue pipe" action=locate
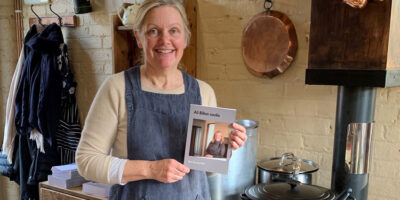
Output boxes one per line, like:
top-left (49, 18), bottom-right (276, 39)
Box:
top-left (332, 86), bottom-right (376, 200)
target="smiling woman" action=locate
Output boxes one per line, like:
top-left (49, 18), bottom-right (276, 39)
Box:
top-left (75, 1), bottom-right (247, 200)
top-left (135, 6), bottom-right (187, 82)
top-left (132, 0), bottom-right (191, 75)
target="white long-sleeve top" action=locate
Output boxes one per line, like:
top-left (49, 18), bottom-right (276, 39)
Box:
top-left (2, 49), bottom-right (24, 163)
top-left (76, 71), bottom-right (217, 185)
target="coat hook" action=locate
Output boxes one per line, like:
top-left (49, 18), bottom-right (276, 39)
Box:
top-left (49, 4), bottom-right (62, 26)
top-left (31, 5), bottom-right (44, 26)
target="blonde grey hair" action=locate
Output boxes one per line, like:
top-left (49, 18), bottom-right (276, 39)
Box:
top-left (133, 0), bottom-right (191, 45)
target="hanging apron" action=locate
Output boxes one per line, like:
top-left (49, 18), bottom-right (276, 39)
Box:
top-left (109, 67), bottom-right (211, 200)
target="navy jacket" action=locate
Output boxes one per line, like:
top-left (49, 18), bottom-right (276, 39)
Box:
top-left (15, 23), bottom-right (64, 146)
top-left (12, 23), bottom-right (65, 200)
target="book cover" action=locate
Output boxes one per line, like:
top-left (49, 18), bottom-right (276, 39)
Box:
top-left (82, 182), bottom-right (112, 198)
top-left (47, 175), bottom-right (88, 189)
top-left (51, 163), bottom-right (81, 179)
top-left (184, 104), bottom-right (236, 174)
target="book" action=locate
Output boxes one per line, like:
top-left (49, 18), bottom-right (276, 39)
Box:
top-left (51, 163), bottom-right (81, 179)
top-left (82, 182), bottom-right (112, 198)
top-left (47, 174), bottom-right (88, 189)
top-left (184, 104), bottom-right (236, 174)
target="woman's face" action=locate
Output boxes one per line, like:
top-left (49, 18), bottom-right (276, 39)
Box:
top-left (137, 6), bottom-right (186, 69)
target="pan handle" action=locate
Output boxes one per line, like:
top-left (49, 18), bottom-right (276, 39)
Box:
top-left (336, 188), bottom-right (355, 200)
top-left (279, 152), bottom-right (295, 166)
top-left (240, 193), bottom-right (252, 200)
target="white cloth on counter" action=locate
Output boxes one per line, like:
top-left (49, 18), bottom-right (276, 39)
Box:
top-left (1, 49), bottom-right (24, 164)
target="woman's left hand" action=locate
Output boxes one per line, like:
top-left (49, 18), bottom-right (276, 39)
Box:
top-left (230, 123), bottom-right (247, 150)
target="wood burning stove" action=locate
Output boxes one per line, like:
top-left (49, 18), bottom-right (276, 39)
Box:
top-left (306, 0), bottom-right (400, 199)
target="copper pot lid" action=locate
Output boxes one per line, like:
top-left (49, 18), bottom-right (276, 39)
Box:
top-left (258, 153), bottom-right (319, 174)
top-left (242, 10), bottom-right (298, 78)
top-left (244, 181), bottom-right (336, 200)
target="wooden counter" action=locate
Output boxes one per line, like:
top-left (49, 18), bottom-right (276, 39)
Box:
top-left (39, 181), bottom-right (107, 200)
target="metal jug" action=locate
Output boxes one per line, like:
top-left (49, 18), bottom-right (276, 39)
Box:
top-left (117, 3), bottom-right (140, 26)
top-left (208, 119), bottom-right (258, 200)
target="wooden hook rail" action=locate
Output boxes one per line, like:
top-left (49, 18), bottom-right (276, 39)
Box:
top-left (29, 15), bottom-right (77, 27)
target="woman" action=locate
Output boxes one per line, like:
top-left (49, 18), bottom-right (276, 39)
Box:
top-left (76, 0), bottom-right (247, 199)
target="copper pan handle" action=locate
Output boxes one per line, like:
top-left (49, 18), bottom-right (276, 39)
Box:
top-left (343, 0), bottom-right (384, 9)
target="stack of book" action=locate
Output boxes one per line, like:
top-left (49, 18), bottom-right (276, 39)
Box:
top-left (48, 163), bottom-right (88, 189)
top-left (82, 181), bottom-right (112, 198)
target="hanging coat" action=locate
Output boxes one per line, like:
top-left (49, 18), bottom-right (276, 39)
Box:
top-left (55, 43), bottom-right (82, 165)
top-left (13, 23), bottom-right (65, 200)
top-left (15, 23), bottom-right (64, 146)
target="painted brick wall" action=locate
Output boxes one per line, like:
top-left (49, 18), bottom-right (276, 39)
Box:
top-left (0, 0), bottom-right (399, 199)
top-left (0, 0), bottom-right (20, 199)
top-left (197, 0), bottom-right (400, 200)
top-left (0, 0), bottom-right (17, 137)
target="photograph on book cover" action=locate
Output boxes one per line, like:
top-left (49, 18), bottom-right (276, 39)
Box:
top-left (184, 104), bottom-right (236, 174)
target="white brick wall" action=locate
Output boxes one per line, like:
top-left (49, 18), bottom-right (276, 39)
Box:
top-left (198, 0), bottom-right (400, 199)
top-left (0, 0), bottom-right (20, 199)
top-left (0, 0), bottom-right (17, 142)
top-left (0, 0), bottom-right (399, 199)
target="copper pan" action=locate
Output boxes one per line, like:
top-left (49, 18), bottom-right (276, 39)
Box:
top-left (242, 9), bottom-right (298, 78)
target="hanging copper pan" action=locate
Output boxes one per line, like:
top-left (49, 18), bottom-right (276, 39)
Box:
top-left (242, 1), bottom-right (298, 78)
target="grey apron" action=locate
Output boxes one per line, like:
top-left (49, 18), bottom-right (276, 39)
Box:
top-left (109, 67), bottom-right (211, 200)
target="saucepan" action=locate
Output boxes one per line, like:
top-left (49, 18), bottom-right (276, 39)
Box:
top-left (258, 152), bottom-right (319, 185)
top-left (240, 180), bottom-right (355, 200)
top-left (243, 153), bottom-right (355, 200)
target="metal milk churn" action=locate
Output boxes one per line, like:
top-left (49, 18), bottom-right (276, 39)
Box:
top-left (208, 119), bottom-right (258, 200)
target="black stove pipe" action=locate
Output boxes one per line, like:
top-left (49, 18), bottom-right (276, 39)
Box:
top-left (331, 86), bottom-right (376, 200)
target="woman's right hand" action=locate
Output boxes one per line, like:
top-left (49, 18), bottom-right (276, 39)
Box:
top-left (149, 159), bottom-right (190, 183)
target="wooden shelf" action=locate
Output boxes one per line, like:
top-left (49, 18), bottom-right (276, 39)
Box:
top-left (111, 15), bottom-right (138, 74)
top-left (306, 69), bottom-right (400, 87)
top-left (111, 1), bottom-right (198, 77)
top-left (117, 25), bottom-right (134, 31)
